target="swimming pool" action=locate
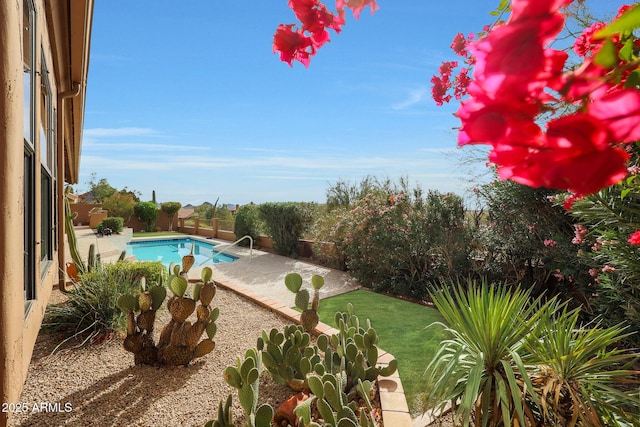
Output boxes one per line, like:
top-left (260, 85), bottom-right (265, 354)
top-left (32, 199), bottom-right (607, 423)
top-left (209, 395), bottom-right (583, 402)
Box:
top-left (126, 238), bottom-right (237, 268)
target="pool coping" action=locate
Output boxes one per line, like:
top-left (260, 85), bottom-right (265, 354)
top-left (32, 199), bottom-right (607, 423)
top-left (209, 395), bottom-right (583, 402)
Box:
top-left (212, 279), bottom-right (414, 427)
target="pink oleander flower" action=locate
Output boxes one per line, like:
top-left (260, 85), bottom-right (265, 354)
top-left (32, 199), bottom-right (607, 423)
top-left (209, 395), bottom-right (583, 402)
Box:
top-left (572, 224), bottom-right (588, 244)
top-left (589, 268), bottom-right (599, 277)
top-left (602, 265), bottom-right (617, 273)
top-left (628, 231), bottom-right (640, 245)
top-left (544, 239), bottom-right (557, 247)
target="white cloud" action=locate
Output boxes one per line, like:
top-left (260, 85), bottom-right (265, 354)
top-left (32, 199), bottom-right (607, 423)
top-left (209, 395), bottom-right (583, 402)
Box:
top-left (84, 127), bottom-right (160, 137)
top-left (392, 87), bottom-right (428, 110)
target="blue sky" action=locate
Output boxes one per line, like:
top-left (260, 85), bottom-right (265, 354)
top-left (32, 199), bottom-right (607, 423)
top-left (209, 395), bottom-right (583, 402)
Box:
top-left (80, 1), bottom-right (619, 206)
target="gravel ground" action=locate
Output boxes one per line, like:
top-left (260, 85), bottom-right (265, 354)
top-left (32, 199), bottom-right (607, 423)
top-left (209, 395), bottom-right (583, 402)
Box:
top-left (10, 288), bottom-right (296, 427)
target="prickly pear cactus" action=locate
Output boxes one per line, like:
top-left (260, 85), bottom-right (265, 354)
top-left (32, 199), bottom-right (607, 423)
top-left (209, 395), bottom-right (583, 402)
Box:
top-left (317, 303), bottom-right (398, 391)
top-left (222, 348), bottom-right (274, 427)
top-left (257, 324), bottom-right (322, 392)
top-left (119, 264), bottom-right (219, 366)
top-left (284, 273), bottom-right (325, 333)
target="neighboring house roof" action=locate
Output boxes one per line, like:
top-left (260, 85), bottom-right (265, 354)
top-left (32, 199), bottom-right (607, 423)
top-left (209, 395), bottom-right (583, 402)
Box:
top-left (178, 207), bottom-right (195, 219)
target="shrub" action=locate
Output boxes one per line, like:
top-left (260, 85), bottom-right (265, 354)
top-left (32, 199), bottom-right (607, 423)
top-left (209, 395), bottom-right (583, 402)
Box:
top-left (474, 179), bottom-right (590, 302)
top-left (44, 261), bottom-right (166, 348)
top-left (258, 202), bottom-right (315, 258)
top-left (97, 217), bottom-right (124, 233)
top-left (234, 204), bottom-right (261, 247)
top-left (160, 201), bottom-right (182, 231)
top-left (316, 188), bottom-right (472, 300)
top-left (134, 201), bottom-right (159, 232)
top-left (423, 280), bottom-right (640, 427)
top-left (102, 192), bottom-right (136, 223)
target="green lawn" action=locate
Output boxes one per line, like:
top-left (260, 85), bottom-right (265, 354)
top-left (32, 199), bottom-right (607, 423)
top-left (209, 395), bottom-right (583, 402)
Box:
top-left (132, 231), bottom-right (188, 238)
top-left (316, 289), bottom-right (448, 414)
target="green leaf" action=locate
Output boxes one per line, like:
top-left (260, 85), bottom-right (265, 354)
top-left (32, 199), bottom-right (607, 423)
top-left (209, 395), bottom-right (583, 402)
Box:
top-left (594, 38), bottom-right (620, 69)
top-left (619, 38), bottom-right (634, 62)
top-left (594, 5), bottom-right (640, 38)
top-left (624, 69), bottom-right (640, 88)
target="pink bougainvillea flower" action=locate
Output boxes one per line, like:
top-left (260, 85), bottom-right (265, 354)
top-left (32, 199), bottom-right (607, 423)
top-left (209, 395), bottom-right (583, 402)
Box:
top-left (509, 0), bottom-right (573, 23)
top-left (490, 113), bottom-right (629, 197)
top-left (273, 24), bottom-right (314, 67)
top-left (431, 75), bottom-right (452, 106)
top-left (628, 231), bottom-right (640, 245)
top-left (573, 22), bottom-right (607, 57)
top-left (536, 113), bottom-right (630, 195)
top-left (454, 68), bottom-right (471, 100)
top-left (336, 0), bottom-right (379, 19)
top-left (457, 95), bottom-right (542, 146)
top-left (469, 18), bottom-right (567, 100)
top-left (588, 89), bottom-right (640, 143)
top-left (451, 33), bottom-right (474, 57)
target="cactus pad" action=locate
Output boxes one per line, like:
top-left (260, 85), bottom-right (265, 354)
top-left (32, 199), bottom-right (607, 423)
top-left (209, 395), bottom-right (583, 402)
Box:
top-left (284, 272), bottom-right (303, 293)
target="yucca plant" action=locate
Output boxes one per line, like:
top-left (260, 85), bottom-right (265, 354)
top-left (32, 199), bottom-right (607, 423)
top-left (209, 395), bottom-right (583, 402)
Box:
top-left (423, 280), bottom-right (550, 427)
top-left (524, 306), bottom-right (640, 426)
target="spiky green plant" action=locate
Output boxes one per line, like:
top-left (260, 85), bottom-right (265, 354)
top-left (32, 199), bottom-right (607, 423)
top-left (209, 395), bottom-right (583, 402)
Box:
top-left (524, 306), bottom-right (640, 426)
top-left (423, 281), bottom-right (551, 427)
top-left (44, 261), bottom-right (165, 352)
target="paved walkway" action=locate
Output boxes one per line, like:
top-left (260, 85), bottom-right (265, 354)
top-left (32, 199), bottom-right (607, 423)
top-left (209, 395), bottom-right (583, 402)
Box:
top-left (67, 227), bottom-right (359, 307)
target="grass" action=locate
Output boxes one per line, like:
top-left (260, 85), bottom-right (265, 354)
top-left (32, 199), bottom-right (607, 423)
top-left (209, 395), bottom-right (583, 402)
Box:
top-left (316, 289), bottom-right (448, 414)
top-left (132, 231), bottom-right (188, 238)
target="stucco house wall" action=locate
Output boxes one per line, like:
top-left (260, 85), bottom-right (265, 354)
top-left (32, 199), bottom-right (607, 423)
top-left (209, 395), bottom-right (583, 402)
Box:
top-left (0, 1), bottom-right (93, 426)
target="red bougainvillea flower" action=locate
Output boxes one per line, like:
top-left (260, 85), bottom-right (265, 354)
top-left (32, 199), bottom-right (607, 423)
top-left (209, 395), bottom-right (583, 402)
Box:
top-left (628, 231), bottom-right (640, 245)
top-left (273, 24), bottom-right (314, 67)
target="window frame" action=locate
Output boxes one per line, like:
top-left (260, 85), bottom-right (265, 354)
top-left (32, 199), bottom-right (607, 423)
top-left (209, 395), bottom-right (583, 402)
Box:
top-left (23, 0), bottom-right (36, 307)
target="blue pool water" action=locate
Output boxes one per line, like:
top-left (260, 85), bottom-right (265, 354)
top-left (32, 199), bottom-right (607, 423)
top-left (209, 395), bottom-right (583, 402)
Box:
top-left (126, 238), bottom-right (237, 268)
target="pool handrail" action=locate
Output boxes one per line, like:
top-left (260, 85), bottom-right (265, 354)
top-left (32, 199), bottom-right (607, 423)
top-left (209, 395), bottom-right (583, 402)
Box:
top-left (197, 235), bottom-right (253, 266)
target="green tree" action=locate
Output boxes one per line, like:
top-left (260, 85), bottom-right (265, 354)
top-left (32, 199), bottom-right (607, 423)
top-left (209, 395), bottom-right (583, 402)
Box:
top-left (160, 201), bottom-right (182, 231)
top-left (234, 204), bottom-right (262, 246)
top-left (134, 201), bottom-right (159, 232)
top-left (102, 192), bottom-right (136, 223)
top-left (87, 173), bottom-right (117, 203)
top-left (258, 202), bottom-right (315, 258)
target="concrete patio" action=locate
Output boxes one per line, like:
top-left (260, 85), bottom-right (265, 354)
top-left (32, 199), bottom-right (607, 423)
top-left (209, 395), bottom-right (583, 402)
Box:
top-left (66, 227), bottom-right (359, 308)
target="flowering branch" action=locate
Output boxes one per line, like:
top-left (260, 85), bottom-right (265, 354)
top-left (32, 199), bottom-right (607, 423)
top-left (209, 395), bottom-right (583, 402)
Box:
top-left (273, 0), bottom-right (379, 67)
top-left (432, 1), bottom-right (640, 205)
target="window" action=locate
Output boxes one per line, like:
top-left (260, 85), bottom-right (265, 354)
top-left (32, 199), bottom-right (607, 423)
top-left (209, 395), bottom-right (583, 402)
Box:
top-left (40, 53), bottom-right (54, 274)
top-left (23, 0), bottom-right (36, 305)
